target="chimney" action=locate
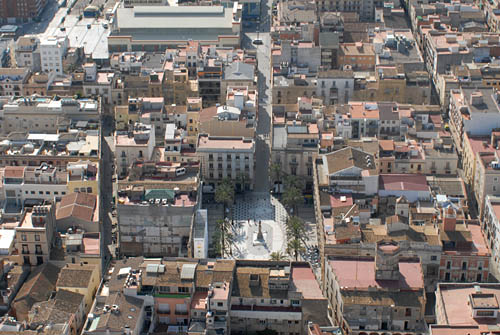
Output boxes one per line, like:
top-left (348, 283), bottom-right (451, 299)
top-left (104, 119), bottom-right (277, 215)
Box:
top-left (443, 206), bottom-right (457, 232)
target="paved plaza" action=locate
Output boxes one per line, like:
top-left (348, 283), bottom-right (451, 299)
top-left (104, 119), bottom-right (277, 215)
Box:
top-left (230, 192), bottom-right (288, 259)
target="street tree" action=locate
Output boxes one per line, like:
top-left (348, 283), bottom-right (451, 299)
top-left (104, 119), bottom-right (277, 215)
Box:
top-left (215, 178), bottom-right (235, 219)
top-left (236, 172), bottom-right (249, 193)
top-left (286, 216), bottom-right (306, 241)
top-left (282, 185), bottom-right (303, 215)
top-left (213, 219), bottom-right (234, 258)
top-left (287, 238), bottom-right (304, 261)
top-left (269, 162), bottom-right (283, 185)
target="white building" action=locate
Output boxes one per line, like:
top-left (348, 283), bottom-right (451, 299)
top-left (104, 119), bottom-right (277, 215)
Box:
top-left (40, 36), bottom-right (68, 74)
top-left (483, 195), bottom-right (500, 274)
top-left (197, 134), bottom-right (255, 190)
top-left (192, 209), bottom-right (208, 259)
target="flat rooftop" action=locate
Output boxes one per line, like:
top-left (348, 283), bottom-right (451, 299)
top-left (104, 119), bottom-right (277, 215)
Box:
top-left (329, 258), bottom-right (424, 290)
top-left (197, 136), bottom-right (254, 151)
top-left (437, 284), bottom-right (500, 328)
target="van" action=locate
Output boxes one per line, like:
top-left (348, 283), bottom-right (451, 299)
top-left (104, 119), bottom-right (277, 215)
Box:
top-left (175, 167), bottom-right (186, 176)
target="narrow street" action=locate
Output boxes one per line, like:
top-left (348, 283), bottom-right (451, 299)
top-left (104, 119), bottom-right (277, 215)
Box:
top-left (243, 0), bottom-right (273, 192)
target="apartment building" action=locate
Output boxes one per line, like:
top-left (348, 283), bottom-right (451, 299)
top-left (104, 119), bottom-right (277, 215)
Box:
top-left (483, 195), bottom-right (500, 275)
top-left (0, 68), bottom-right (30, 97)
top-left (117, 187), bottom-right (197, 257)
top-left (473, 151), bottom-right (500, 219)
top-left (15, 35), bottom-right (41, 72)
top-left (40, 36), bottom-right (68, 74)
top-left (197, 135), bottom-right (255, 190)
top-left (338, 42), bottom-right (375, 71)
top-left (316, 146), bottom-right (378, 195)
top-left (115, 123), bottom-right (156, 177)
top-left (431, 283), bottom-right (500, 335)
top-left (324, 241), bottom-right (426, 335)
top-left (272, 122), bottom-right (319, 191)
top-left (449, 88), bottom-right (500, 152)
top-left (0, 0), bottom-right (47, 23)
top-left (438, 207), bottom-right (490, 283)
top-left (314, 0), bottom-right (375, 20)
top-left (15, 203), bottom-right (56, 266)
top-left (0, 95), bottom-right (100, 135)
top-left (316, 70), bottom-right (354, 105)
top-left (83, 258), bottom-right (329, 335)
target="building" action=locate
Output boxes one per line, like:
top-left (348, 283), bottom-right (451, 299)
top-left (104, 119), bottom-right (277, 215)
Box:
top-left (0, 95), bottom-right (100, 136)
top-left (40, 36), bottom-right (68, 74)
top-left (378, 174), bottom-right (431, 202)
top-left (117, 187), bottom-right (197, 257)
top-left (272, 121), bottom-right (319, 191)
top-left (197, 135), bottom-right (255, 190)
top-left (15, 203), bottom-right (56, 266)
top-left (55, 192), bottom-right (99, 233)
top-left (431, 283), bottom-right (500, 335)
top-left (325, 241), bottom-right (427, 335)
top-left (15, 35), bottom-right (41, 72)
top-left (0, 0), bottom-right (48, 23)
top-left (115, 123), bottom-right (156, 177)
top-left (11, 262), bottom-right (61, 321)
top-left (316, 70), bottom-right (354, 105)
top-left (221, 62), bottom-right (255, 104)
top-left (449, 88), bottom-right (500, 152)
top-left (108, 6), bottom-right (241, 52)
top-left (0, 68), bottom-right (30, 97)
top-left (473, 151), bottom-right (500, 219)
top-left (28, 289), bottom-right (86, 335)
top-left (82, 258), bottom-right (329, 335)
top-left (483, 195), bottom-right (500, 276)
top-left (56, 263), bottom-right (100, 313)
top-left (314, 0), bottom-right (375, 20)
top-left (316, 146), bottom-right (378, 195)
top-left (438, 207), bottom-right (490, 283)
top-left (338, 42), bottom-right (375, 71)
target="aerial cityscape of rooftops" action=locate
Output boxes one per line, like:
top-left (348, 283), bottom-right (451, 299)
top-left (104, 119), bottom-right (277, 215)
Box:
top-left (1, 0), bottom-right (500, 334)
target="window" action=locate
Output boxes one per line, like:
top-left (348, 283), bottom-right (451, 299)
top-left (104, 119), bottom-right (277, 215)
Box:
top-left (178, 287), bottom-right (189, 293)
top-left (431, 255), bottom-right (437, 261)
top-left (35, 234), bottom-right (40, 241)
top-left (405, 308), bottom-right (411, 316)
top-left (462, 262), bottom-right (467, 270)
top-left (45, 191), bottom-right (50, 195)
top-left (21, 234), bottom-right (27, 242)
top-left (446, 261), bottom-right (451, 269)
top-left (31, 191), bottom-right (35, 195)
top-left (39, 191), bottom-right (43, 195)
top-left (217, 302), bottom-right (223, 307)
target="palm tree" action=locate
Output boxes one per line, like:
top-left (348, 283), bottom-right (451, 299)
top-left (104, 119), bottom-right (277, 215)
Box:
top-left (282, 185), bottom-right (303, 215)
top-left (269, 251), bottom-right (286, 261)
top-left (287, 238), bottom-right (304, 261)
top-left (214, 219), bottom-right (234, 258)
top-left (270, 162), bottom-right (283, 185)
top-left (236, 172), bottom-right (249, 193)
top-left (284, 174), bottom-right (303, 190)
top-left (215, 178), bottom-right (235, 219)
top-left (286, 216), bottom-right (306, 241)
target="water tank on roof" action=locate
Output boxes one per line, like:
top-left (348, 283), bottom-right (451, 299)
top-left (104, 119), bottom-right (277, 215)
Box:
top-left (23, 143), bottom-right (34, 154)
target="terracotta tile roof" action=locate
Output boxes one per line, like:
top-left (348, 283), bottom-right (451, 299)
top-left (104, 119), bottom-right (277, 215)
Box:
top-left (56, 264), bottom-right (96, 288)
top-left (56, 193), bottom-right (97, 222)
top-left (12, 263), bottom-right (61, 321)
top-left (379, 174), bottom-right (429, 192)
